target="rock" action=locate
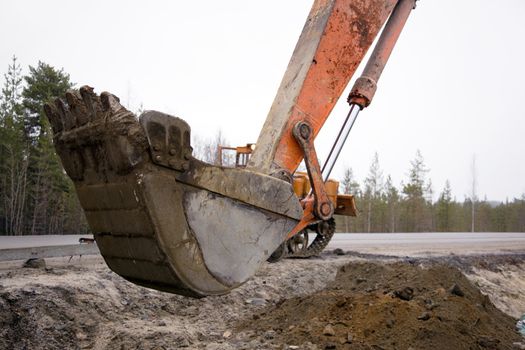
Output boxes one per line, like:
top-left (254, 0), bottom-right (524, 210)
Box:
top-left (21, 287), bottom-right (35, 295)
top-left (325, 342), bottom-right (337, 349)
top-left (425, 299), bottom-right (439, 310)
top-left (333, 248), bottom-right (345, 256)
top-left (177, 338), bottom-right (190, 348)
top-left (264, 330), bottom-right (276, 339)
top-left (323, 324), bottom-right (336, 336)
top-left (393, 287), bottom-right (414, 301)
top-left (450, 283), bottom-right (465, 297)
top-left (335, 299), bottom-right (346, 308)
top-left (255, 291), bottom-right (271, 300)
top-left (75, 331), bottom-right (87, 340)
top-left (346, 333), bottom-right (353, 344)
top-left (23, 258), bottom-right (46, 269)
top-left (386, 319), bottom-right (395, 328)
top-left (288, 346), bottom-right (300, 350)
top-left (302, 342), bottom-right (319, 350)
top-left (54, 323), bottom-right (66, 331)
top-left (417, 312), bottom-right (431, 321)
top-left (478, 337), bottom-right (499, 348)
top-left (512, 342), bottom-right (525, 349)
top-left (252, 298), bottom-right (267, 306)
top-left (206, 343), bottom-right (233, 350)
top-left (245, 298), bottom-right (267, 306)
top-left (517, 315), bottom-right (525, 336)
top-left (223, 330), bottom-right (232, 339)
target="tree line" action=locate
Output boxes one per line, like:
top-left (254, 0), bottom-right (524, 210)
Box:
top-left (0, 57), bottom-right (523, 235)
top-left (335, 152), bottom-right (525, 233)
top-left (0, 57), bottom-right (88, 235)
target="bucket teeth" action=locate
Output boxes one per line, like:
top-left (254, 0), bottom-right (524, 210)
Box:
top-left (44, 86), bottom-right (303, 297)
top-left (79, 85), bottom-right (102, 122)
top-left (44, 86), bottom-right (148, 182)
top-left (65, 90), bottom-right (90, 126)
top-left (43, 103), bottom-right (63, 133)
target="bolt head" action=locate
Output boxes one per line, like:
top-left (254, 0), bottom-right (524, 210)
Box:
top-left (320, 202), bottom-right (332, 217)
top-left (299, 123), bottom-right (311, 139)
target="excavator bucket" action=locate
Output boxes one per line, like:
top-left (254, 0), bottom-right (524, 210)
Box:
top-left (44, 89), bottom-right (302, 297)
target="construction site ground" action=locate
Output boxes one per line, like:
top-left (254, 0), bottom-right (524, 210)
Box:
top-left (1, 251), bottom-right (524, 350)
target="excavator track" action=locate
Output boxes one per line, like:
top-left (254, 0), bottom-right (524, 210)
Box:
top-left (294, 218), bottom-right (336, 258)
top-left (268, 218), bottom-right (336, 262)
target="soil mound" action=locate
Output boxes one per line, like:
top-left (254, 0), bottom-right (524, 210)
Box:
top-left (241, 261), bottom-right (522, 349)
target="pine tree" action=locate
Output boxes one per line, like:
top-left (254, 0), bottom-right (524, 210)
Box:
top-left (0, 56), bottom-right (28, 235)
top-left (384, 175), bottom-right (399, 232)
top-left (401, 150), bottom-right (429, 232)
top-left (340, 167), bottom-right (361, 232)
top-left (340, 167), bottom-right (360, 195)
top-left (436, 180), bottom-right (452, 232)
top-left (23, 62), bottom-right (73, 139)
top-left (0, 56), bottom-right (23, 127)
top-left (363, 152), bottom-right (383, 232)
top-left (21, 61), bottom-right (87, 235)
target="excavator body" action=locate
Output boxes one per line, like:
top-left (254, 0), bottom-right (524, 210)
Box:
top-left (44, 0), bottom-right (416, 296)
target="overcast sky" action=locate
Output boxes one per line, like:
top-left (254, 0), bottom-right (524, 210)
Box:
top-left (1, 0), bottom-right (524, 201)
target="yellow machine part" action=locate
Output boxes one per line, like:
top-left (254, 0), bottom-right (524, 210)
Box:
top-left (292, 172), bottom-right (356, 217)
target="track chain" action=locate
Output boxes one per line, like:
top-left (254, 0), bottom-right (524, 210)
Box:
top-left (267, 218), bottom-right (336, 262)
top-left (290, 218), bottom-right (336, 258)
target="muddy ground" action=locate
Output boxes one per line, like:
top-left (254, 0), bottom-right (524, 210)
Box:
top-left (0, 252), bottom-right (524, 350)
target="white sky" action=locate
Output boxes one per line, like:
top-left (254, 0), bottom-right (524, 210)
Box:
top-left (1, 0), bottom-right (524, 201)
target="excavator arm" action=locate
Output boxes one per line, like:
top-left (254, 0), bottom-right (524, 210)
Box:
top-left (249, 0), bottom-right (397, 176)
top-left (44, 0), bottom-right (416, 297)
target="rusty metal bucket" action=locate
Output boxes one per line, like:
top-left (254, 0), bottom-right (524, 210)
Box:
top-left (45, 88), bottom-right (302, 297)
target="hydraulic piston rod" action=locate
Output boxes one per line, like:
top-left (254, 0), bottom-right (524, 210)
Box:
top-left (321, 104), bottom-right (361, 181)
top-left (322, 0), bottom-right (416, 182)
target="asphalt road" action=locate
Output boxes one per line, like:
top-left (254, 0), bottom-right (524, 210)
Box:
top-left (0, 235), bottom-right (94, 250)
top-left (1, 232), bottom-right (525, 258)
top-left (324, 232), bottom-right (525, 256)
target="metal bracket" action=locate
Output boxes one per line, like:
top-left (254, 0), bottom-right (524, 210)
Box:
top-left (140, 111), bottom-right (192, 172)
top-left (292, 121), bottom-right (334, 221)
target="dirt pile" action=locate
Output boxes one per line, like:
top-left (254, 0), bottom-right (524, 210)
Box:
top-left (0, 256), bottom-right (345, 350)
top-left (1, 255), bottom-right (523, 349)
top-left (241, 261), bottom-right (522, 349)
